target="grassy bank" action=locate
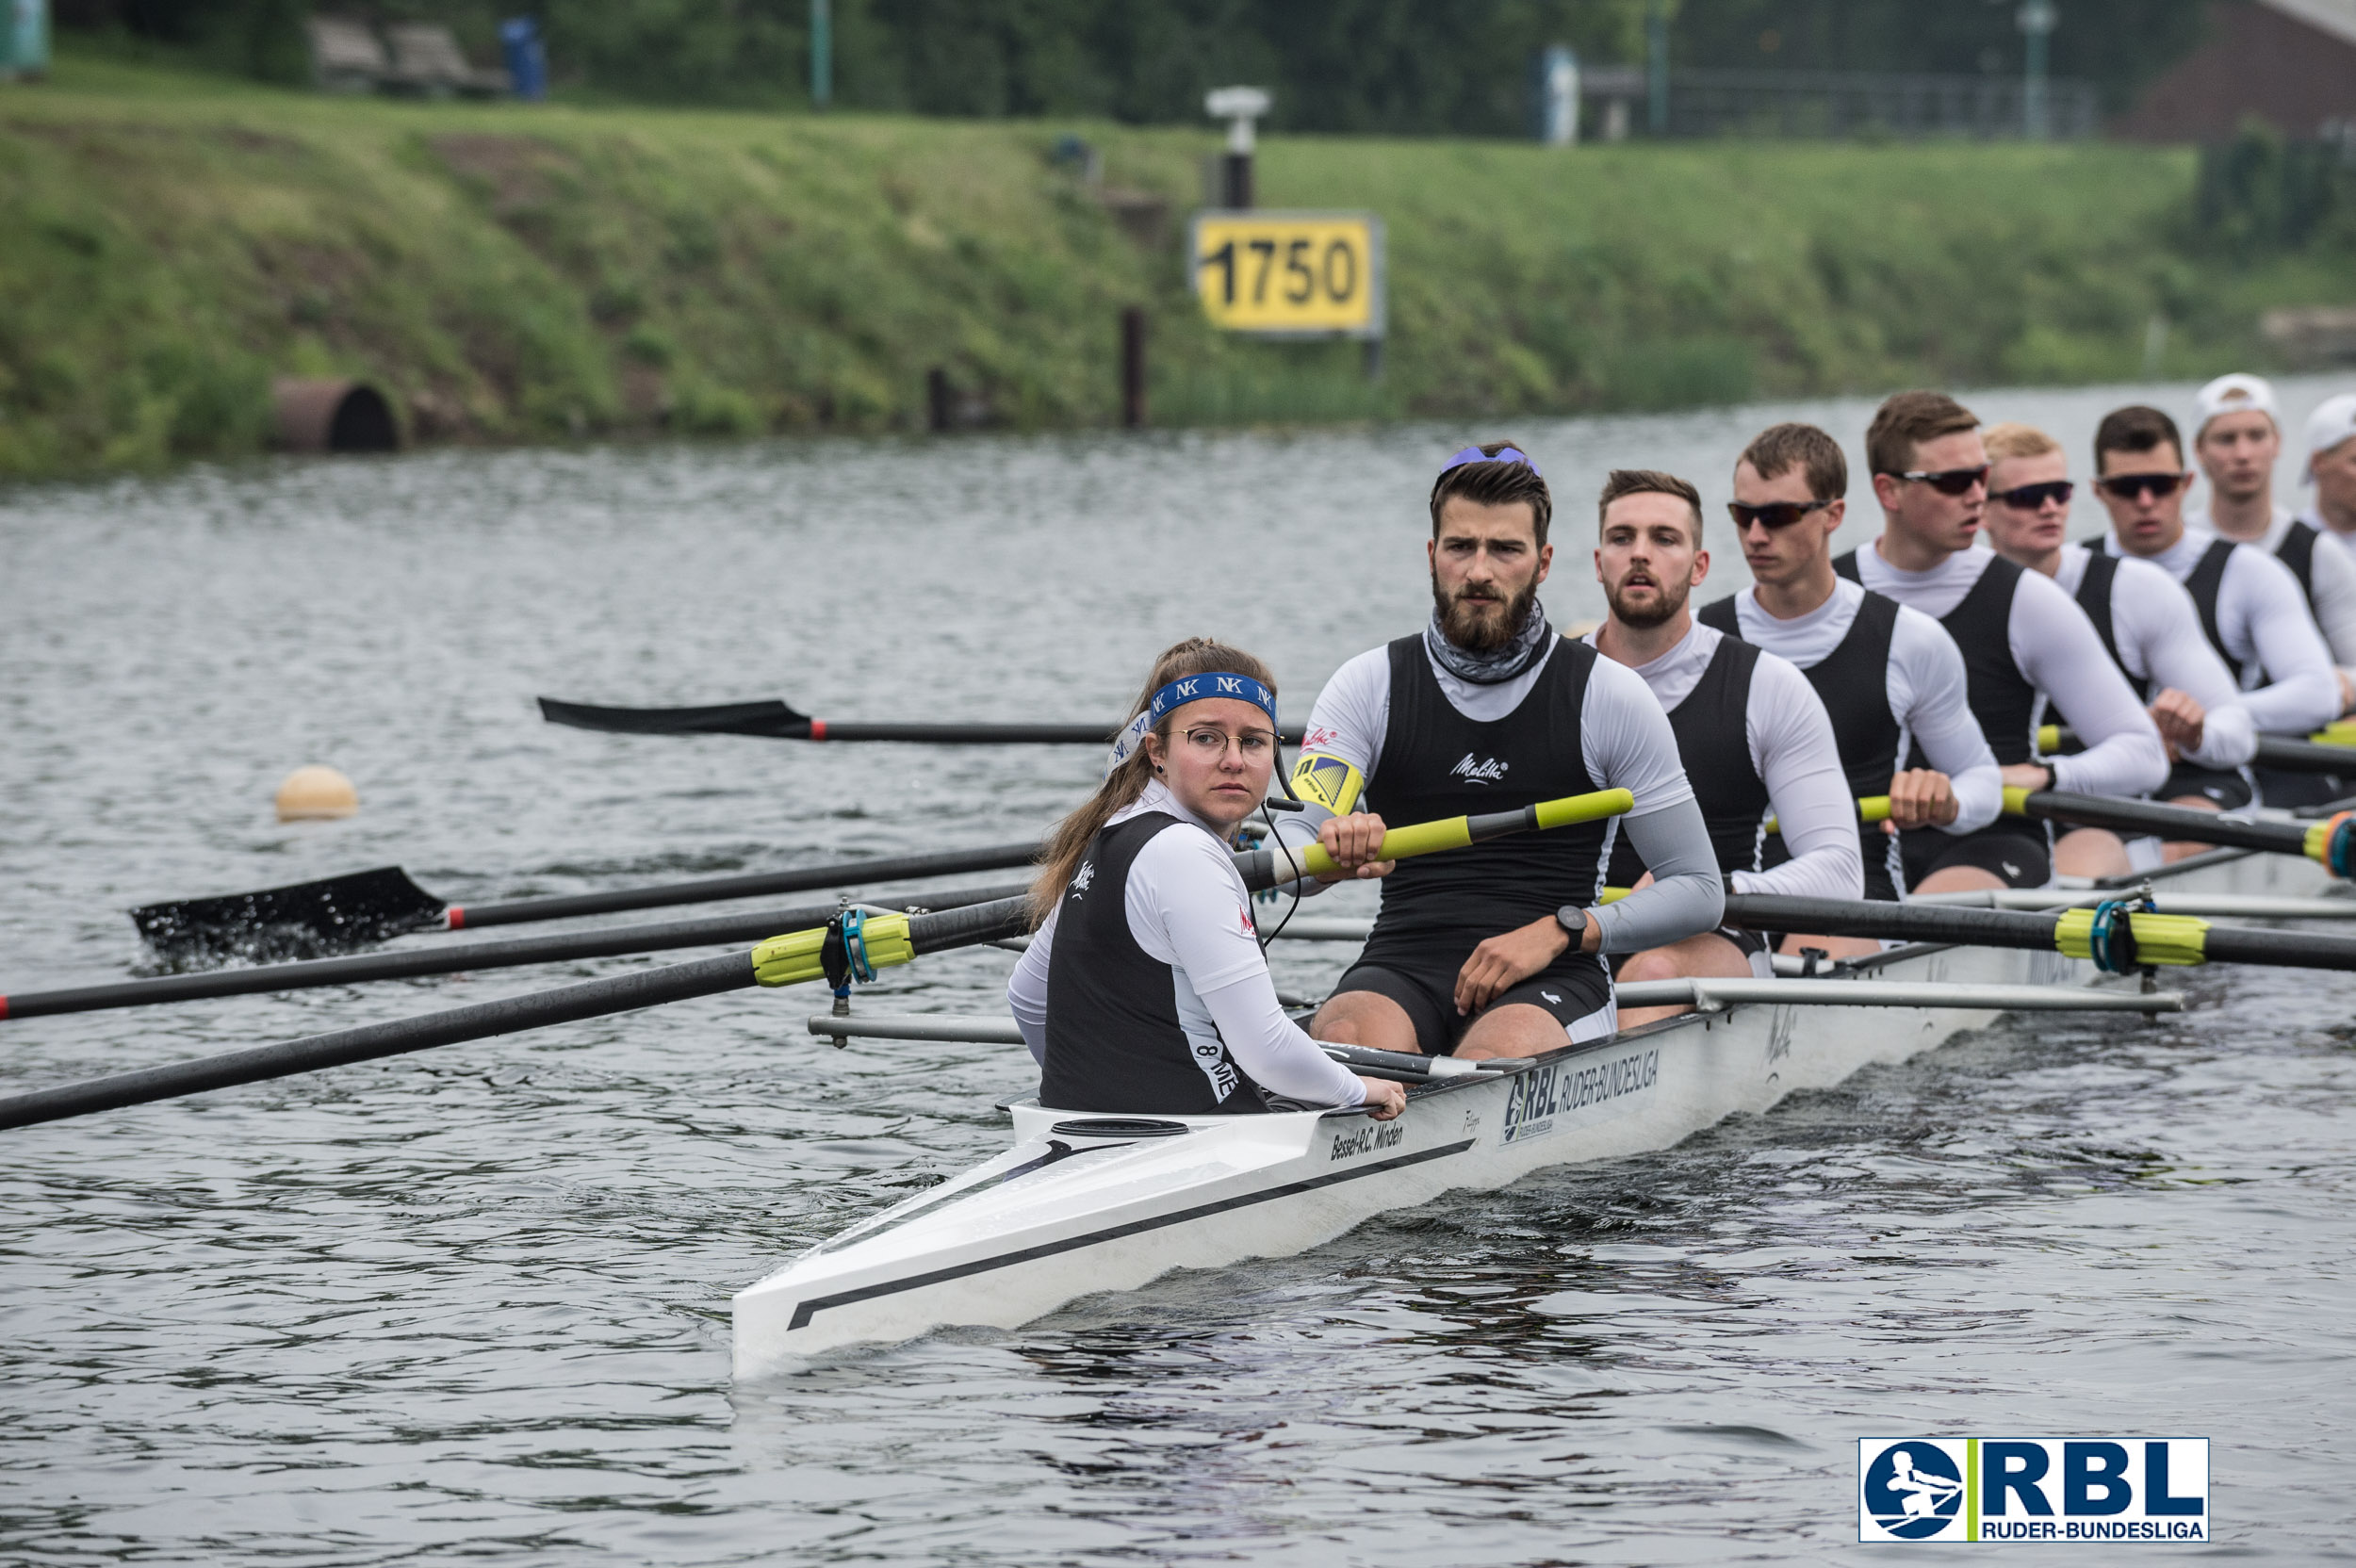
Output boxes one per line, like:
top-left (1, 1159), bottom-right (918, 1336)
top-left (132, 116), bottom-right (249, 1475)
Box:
top-left (5, 51), bottom-right (2354, 481)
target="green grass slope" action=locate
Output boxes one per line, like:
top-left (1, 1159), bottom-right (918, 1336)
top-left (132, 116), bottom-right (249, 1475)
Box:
top-left (3, 52), bottom-right (2351, 480)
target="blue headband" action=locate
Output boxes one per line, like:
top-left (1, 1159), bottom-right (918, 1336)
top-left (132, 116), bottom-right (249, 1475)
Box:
top-left (1106, 672), bottom-right (1279, 775)
top-left (1440, 445), bottom-right (1542, 477)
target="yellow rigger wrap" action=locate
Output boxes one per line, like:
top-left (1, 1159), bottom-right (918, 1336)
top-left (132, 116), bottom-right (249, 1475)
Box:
top-left (751, 913), bottom-right (915, 988)
top-left (2053, 908), bottom-right (2211, 967)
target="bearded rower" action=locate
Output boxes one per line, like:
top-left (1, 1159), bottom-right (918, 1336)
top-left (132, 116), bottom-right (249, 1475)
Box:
top-left (1697, 421), bottom-right (2001, 957)
top-left (1978, 420), bottom-right (2256, 874)
top-left (1836, 391), bottom-right (2167, 890)
top-left (1281, 443), bottom-right (1722, 1061)
top-left (1008, 638), bottom-right (1404, 1119)
top-left (1577, 468), bottom-right (1857, 1027)
top-left (2091, 403), bottom-right (2340, 808)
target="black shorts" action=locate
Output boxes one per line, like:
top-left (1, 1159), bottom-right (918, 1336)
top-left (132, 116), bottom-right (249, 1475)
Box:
top-left (2159, 763), bottom-right (2255, 812)
top-left (1334, 935), bottom-right (1613, 1058)
top-left (1900, 823), bottom-right (2051, 890)
top-left (2256, 767), bottom-right (2348, 810)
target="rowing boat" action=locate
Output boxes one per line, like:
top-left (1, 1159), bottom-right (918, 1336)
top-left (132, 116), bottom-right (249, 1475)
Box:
top-left (730, 841), bottom-right (2338, 1377)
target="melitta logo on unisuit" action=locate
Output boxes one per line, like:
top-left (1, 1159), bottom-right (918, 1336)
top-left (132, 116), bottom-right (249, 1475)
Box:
top-left (1857, 1437), bottom-right (2210, 1544)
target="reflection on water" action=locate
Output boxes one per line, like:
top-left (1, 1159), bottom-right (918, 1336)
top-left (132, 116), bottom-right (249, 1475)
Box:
top-left (4, 382), bottom-right (2354, 1563)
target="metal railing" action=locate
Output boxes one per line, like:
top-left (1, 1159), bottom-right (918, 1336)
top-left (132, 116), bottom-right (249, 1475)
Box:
top-left (1582, 66), bottom-right (2100, 141)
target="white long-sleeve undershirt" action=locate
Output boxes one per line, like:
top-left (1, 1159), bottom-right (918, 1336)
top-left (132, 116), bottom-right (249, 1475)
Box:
top-left (1287, 636), bottom-right (1723, 954)
top-left (2049, 542), bottom-right (2256, 770)
top-left (1579, 621), bottom-right (1861, 900)
top-left (2102, 526), bottom-right (2340, 735)
top-left (1006, 781), bottom-right (1365, 1108)
top-left (1854, 543), bottom-right (2168, 798)
top-left (2211, 504), bottom-right (2356, 685)
top-left (1724, 578), bottom-right (2003, 834)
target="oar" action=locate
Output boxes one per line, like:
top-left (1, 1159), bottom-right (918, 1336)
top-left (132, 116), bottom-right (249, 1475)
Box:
top-left (2004, 786), bottom-right (2356, 874)
top-left (129, 841), bottom-right (1047, 968)
top-left (4, 882), bottom-right (1033, 1022)
top-left (2037, 724), bottom-right (2352, 775)
top-left (0, 788), bottom-right (1635, 1132)
top-left (1721, 892), bottom-right (2356, 973)
top-left (538, 694), bottom-right (1311, 747)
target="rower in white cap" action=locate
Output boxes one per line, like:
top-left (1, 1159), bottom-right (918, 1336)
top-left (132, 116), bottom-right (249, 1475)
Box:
top-left (2299, 391), bottom-right (2356, 552)
top-left (2189, 372), bottom-right (2356, 719)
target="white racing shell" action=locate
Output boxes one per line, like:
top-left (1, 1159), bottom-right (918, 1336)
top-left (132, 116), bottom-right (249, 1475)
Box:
top-left (733, 844), bottom-right (2333, 1377)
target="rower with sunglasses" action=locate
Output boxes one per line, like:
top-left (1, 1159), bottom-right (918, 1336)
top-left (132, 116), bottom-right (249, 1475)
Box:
top-left (1700, 421), bottom-right (2001, 929)
top-left (2091, 403), bottom-right (2341, 804)
top-left (1978, 420), bottom-right (2255, 871)
top-left (1835, 391), bottom-right (2167, 892)
top-left (1280, 443), bottom-right (1723, 1061)
top-left (1579, 468), bottom-right (1857, 1028)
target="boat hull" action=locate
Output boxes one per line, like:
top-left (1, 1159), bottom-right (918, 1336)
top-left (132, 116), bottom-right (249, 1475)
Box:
top-left (731, 847), bottom-right (2332, 1376)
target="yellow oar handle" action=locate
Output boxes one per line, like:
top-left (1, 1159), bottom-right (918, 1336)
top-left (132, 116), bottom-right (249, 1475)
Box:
top-left (2055, 907), bottom-right (2210, 966)
top-left (2037, 723), bottom-right (2064, 754)
top-left (1290, 787), bottom-right (1634, 878)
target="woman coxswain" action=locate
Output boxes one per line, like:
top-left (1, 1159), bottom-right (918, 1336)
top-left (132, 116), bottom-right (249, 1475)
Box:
top-left (1007, 638), bottom-right (1406, 1119)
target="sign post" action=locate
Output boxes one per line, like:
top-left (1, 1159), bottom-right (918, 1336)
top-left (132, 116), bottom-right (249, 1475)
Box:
top-left (1187, 210), bottom-right (1386, 376)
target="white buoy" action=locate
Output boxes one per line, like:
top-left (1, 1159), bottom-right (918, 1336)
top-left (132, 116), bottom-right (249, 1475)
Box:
top-left (275, 765), bottom-right (358, 822)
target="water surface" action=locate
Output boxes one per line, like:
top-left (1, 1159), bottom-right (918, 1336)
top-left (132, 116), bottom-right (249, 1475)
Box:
top-left (5, 382), bottom-right (2353, 1562)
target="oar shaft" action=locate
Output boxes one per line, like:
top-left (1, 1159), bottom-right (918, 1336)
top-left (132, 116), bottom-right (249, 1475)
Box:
top-left (0, 955), bottom-right (757, 1133)
top-left (1265, 789), bottom-right (1637, 881)
top-left (2039, 724), bottom-right (2355, 776)
top-left (2, 883), bottom-right (1033, 1021)
top-left (2007, 787), bottom-right (2310, 855)
top-left (449, 843), bottom-right (1041, 927)
top-left (1723, 892), bottom-right (2356, 972)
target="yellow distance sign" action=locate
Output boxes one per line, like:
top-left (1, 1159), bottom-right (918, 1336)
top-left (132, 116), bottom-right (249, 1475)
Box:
top-left (1190, 211), bottom-right (1384, 337)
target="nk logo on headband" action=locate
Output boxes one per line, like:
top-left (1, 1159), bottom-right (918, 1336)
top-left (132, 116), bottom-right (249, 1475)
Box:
top-left (1857, 1438), bottom-right (2209, 1544)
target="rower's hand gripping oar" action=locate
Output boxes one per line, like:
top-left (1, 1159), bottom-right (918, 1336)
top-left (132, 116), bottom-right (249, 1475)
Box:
top-left (539, 694), bottom-right (1309, 748)
top-left (2038, 723), bottom-right (2356, 777)
top-left (0, 789), bottom-right (1634, 1133)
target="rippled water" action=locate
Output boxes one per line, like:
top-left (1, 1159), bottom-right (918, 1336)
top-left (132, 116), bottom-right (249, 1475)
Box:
top-left (6, 383), bottom-right (2354, 1563)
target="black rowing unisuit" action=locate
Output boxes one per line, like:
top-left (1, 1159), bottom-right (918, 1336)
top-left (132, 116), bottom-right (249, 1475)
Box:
top-left (1604, 633), bottom-right (1766, 885)
top-left (1361, 635), bottom-right (1612, 943)
top-left (1038, 813), bottom-right (1268, 1117)
top-left (1836, 548), bottom-right (2038, 765)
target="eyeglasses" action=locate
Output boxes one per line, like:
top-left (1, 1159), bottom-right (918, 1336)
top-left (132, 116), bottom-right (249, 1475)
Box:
top-left (1885, 465), bottom-right (1989, 496)
top-left (1727, 498), bottom-right (1834, 530)
top-left (1991, 480), bottom-right (2075, 510)
top-left (1180, 726), bottom-right (1276, 759)
top-left (2095, 471), bottom-right (2191, 501)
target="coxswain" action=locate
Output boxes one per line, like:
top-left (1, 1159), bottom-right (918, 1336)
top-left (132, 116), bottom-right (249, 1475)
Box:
top-left (2092, 403), bottom-right (2341, 808)
top-left (1978, 420), bottom-right (2255, 874)
top-left (1838, 391), bottom-right (2167, 890)
top-left (2186, 374), bottom-right (2356, 719)
top-left (1578, 468), bottom-right (1857, 1027)
top-left (1697, 422), bottom-right (2001, 958)
top-left (1007, 638), bottom-right (1405, 1119)
top-left (1280, 443), bottom-right (1723, 1060)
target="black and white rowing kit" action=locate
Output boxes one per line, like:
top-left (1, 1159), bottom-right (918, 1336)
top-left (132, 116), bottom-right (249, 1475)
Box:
top-left (1290, 629), bottom-right (1714, 1055)
top-left (1840, 545), bottom-right (2168, 890)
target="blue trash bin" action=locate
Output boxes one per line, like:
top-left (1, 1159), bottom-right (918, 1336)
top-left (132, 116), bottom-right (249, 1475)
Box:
top-left (499, 16), bottom-right (546, 101)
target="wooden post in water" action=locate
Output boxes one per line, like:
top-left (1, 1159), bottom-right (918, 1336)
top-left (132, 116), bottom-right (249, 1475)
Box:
top-left (926, 367), bottom-right (951, 433)
top-left (1121, 308), bottom-right (1147, 429)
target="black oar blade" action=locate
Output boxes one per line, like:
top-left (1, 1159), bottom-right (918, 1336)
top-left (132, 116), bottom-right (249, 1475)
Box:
top-left (130, 867), bottom-right (448, 969)
top-left (538, 697), bottom-right (812, 739)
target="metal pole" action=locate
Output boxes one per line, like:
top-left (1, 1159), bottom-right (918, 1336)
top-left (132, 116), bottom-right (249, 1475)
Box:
top-left (2019, 0), bottom-right (2056, 139)
top-left (810, 0), bottom-right (832, 109)
top-left (1645, 1), bottom-right (1669, 135)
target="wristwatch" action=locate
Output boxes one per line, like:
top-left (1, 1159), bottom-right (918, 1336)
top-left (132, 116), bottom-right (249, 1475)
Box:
top-left (1554, 905), bottom-right (1591, 945)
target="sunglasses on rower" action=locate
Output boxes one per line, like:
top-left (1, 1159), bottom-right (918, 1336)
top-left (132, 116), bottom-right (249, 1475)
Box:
top-left (1991, 480), bottom-right (2076, 509)
top-left (2095, 471), bottom-right (2192, 501)
top-left (1726, 498), bottom-right (1835, 530)
top-left (1883, 464), bottom-right (1989, 496)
